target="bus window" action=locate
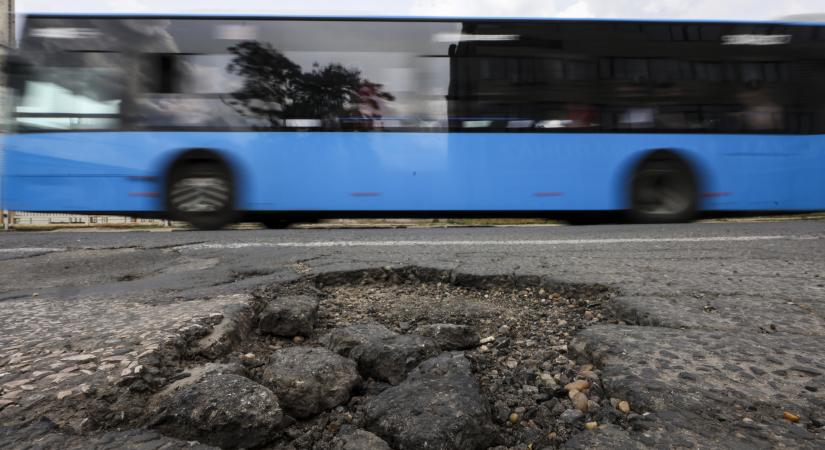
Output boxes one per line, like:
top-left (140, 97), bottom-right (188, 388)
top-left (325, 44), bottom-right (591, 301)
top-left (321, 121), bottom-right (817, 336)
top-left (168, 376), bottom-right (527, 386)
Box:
top-left (131, 53), bottom-right (260, 130)
top-left (14, 58), bottom-right (123, 131)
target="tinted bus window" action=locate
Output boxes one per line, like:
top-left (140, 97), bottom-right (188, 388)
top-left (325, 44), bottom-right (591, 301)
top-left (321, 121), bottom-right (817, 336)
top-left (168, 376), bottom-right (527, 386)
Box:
top-left (16, 17), bottom-right (825, 134)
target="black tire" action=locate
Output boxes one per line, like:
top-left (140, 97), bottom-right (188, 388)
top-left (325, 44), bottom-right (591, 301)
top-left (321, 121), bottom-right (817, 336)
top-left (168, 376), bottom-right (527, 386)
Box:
top-left (166, 162), bottom-right (236, 230)
top-left (628, 153), bottom-right (698, 224)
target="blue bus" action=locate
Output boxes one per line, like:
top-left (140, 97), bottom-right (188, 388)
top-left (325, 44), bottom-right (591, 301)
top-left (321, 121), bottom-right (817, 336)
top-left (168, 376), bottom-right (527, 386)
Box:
top-left (3, 14), bottom-right (825, 229)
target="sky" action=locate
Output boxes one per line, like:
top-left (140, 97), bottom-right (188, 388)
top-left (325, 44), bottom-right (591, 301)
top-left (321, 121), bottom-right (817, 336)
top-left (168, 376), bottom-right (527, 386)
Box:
top-left (15, 0), bottom-right (825, 21)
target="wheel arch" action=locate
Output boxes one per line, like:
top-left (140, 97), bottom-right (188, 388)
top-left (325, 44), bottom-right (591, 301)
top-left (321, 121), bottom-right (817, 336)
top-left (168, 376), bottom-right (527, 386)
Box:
top-left (615, 147), bottom-right (711, 211)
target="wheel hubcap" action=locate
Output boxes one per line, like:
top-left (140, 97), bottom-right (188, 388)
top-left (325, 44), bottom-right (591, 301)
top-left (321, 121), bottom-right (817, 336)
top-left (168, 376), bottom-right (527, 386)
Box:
top-left (635, 169), bottom-right (691, 215)
top-left (170, 177), bottom-right (230, 213)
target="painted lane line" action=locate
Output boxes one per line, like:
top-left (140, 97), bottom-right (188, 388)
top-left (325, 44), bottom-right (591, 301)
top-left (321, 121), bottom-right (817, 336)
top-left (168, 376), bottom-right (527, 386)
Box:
top-left (176, 235), bottom-right (819, 250)
top-left (0, 248), bottom-right (66, 253)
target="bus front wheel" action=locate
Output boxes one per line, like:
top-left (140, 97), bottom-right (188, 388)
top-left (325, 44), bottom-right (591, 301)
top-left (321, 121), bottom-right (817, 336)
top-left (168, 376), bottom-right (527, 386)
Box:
top-left (167, 162), bottom-right (236, 230)
top-left (628, 153), bottom-right (698, 224)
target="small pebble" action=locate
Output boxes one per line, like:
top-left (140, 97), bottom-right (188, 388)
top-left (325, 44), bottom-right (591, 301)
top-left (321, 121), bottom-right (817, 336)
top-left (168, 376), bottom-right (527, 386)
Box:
top-left (292, 336), bottom-right (305, 344)
top-left (587, 400), bottom-right (600, 411)
top-left (585, 421), bottom-right (598, 430)
top-left (565, 380), bottom-right (590, 392)
top-left (618, 400), bottom-right (631, 414)
top-left (509, 413), bottom-right (520, 424)
top-left (572, 392), bottom-right (589, 412)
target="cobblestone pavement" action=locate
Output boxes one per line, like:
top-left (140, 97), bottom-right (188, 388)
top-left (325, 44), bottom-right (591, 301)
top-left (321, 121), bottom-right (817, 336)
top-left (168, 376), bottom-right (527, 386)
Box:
top-left (0, 293), bottom-right (248, 420)
top-left (1, 221), bottom-right (824, 448)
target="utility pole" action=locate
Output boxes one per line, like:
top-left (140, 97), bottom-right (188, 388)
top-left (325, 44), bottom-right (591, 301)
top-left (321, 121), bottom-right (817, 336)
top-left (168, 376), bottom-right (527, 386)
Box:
top-left (1, 0), bottom-right (13, 230)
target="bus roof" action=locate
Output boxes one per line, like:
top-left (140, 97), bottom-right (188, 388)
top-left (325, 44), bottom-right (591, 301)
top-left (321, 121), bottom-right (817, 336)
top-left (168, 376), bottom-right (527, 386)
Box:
top-left (18, 13), bottom-right (825, 28)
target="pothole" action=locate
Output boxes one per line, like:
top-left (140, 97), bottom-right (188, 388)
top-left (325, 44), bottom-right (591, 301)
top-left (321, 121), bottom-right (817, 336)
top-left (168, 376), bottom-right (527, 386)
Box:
top-left (6, 267), bottom-right (629, 450)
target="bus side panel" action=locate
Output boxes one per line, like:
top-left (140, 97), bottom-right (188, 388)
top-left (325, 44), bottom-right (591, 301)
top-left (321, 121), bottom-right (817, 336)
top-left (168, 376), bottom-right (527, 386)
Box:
top-left (236, 132), bottom-right (825, 212)
top-left (1, 131), bottom-right (254, 213)
top-left (3, 131), bottom-right (825, 213)
top-left (692, 134), bottom-right (825, 211)
top-left (3, 133), bottom-right (154, 212)
top-left (238, 132), bottom-right (626, 211)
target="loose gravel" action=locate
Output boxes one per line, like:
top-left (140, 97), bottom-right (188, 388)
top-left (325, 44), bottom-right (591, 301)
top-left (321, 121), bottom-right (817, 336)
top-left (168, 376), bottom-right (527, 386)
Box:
top-left (236, 271), bottom-right (621, 449)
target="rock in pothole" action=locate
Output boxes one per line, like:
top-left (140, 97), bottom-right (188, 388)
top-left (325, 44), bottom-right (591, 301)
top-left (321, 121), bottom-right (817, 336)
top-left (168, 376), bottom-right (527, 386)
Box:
top-left (331, 426), bottom-right (392, 450)
top-left (350, 334), bottom-right (440, 385)
top-left (366, 352), bottom-right (496, 450)
top-left (415, 323), bottom-right (480, 350)
top-left (261, 347), bottom-right (360, 419)
top-left (324, 324), bottom-right (398, 357)
top-left (151, 373), bottom-right (283, 449)
top-left (259, 295), bottom-right (319, 337)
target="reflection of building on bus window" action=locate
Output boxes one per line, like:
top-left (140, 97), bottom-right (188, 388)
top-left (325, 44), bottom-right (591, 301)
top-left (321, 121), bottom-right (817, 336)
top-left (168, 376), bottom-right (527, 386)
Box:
top-left (738, 90), bottom-right (782, 131)
top-left (619, 107), bottom-right (654, 129)
top-left (567, 104), bottom-right (598, 128)
top-left (534, 104), bottom-right (599, 130)
top-left (14, 65), bottom-right (123, 131)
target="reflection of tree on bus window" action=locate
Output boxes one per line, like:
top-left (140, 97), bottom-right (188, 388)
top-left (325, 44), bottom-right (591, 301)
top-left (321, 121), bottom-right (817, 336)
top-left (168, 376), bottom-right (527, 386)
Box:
top-left (224, 41), bottom-right (394, 129)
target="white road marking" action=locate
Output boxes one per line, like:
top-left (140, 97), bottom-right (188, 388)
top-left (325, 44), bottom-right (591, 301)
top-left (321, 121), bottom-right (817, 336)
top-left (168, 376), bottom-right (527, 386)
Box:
top-left (176, 235), bottom-right (819, 250)
top-left (0, 248), bottom-right (65, 253)
top-left (0, 235), bottom-right (817, 255)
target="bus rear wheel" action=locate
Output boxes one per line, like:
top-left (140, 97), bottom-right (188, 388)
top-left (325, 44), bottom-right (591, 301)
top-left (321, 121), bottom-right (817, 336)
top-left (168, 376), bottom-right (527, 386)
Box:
top-left (629, 153), bottom-right (698, 224)
top-left (167, 162), bottom-right (236, 230)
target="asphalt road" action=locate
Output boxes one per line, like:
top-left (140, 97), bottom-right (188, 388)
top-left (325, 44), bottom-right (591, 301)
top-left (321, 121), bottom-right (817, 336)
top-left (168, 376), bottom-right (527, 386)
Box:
top-left (1, 220), bottom-right (824, 448)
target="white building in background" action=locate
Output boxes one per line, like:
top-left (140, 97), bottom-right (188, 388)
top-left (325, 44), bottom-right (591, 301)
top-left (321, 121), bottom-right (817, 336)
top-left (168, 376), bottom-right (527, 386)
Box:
top-left (10, 212), bottom-right (168, 226)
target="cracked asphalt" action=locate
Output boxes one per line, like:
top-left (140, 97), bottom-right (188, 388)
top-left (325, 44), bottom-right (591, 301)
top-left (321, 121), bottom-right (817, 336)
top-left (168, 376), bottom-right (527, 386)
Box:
top-left (1, 220), bottom-right (824, 448)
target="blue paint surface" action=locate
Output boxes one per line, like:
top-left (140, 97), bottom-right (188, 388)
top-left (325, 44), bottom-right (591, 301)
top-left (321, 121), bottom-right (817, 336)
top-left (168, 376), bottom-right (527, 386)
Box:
top-left (3, 131), bottom-right (825, 213)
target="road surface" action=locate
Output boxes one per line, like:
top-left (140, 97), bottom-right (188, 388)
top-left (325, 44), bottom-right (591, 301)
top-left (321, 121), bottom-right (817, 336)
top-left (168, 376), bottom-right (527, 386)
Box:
top-left (1, 221), bottom-right (824, 449)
